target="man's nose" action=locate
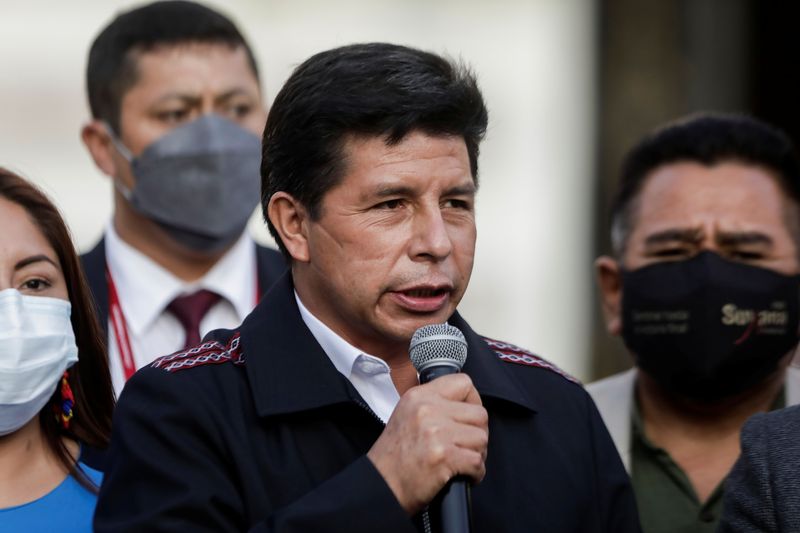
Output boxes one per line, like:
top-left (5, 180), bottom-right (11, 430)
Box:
top-left (409, 206), bottom-right (452, 261)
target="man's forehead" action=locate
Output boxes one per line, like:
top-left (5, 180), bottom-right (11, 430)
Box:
top-left (637, 161), bottom-right (785, 212)
top-left (128, 40), bottom-right (247, 64)
top-left (626, 160), bottom-right (792, 237)
top-left (341, 132), bottom-right (469, 169)
top-left (123, 41), bottom-right (257, 92)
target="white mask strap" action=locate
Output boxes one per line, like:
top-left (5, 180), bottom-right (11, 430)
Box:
top-left (103, 122), bottom-right (134, 162)
top-left (103, 122), bottom-right (135, 199)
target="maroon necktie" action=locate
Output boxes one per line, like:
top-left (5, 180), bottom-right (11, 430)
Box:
top-left (167, 289), bottom-right (222, 350)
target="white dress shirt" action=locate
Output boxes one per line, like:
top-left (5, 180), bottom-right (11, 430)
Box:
top-left (295, 292), bottom-right (401, 423)
top-left (105, 224), bottom-right (258, 396)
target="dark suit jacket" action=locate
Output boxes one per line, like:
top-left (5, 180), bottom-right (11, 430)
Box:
top-left (78, 236), bottom-right (285, 471)
top-left (94, 272), bottom-right (641, 533)
top-left (718, 404), bottom-right (800, 532)
top-left (80, 236), bottom-right (287, 338)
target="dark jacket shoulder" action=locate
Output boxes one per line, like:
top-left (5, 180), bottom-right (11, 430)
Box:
top-left (719, 404), bottom-right (800, 533)
top-left (481, 335), bottom-right (581, 385)
top-left (130, 327), bottom-right (247, 403)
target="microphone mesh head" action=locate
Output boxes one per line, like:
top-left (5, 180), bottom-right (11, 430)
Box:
top-left (409, 323), bottom-right (467, 373)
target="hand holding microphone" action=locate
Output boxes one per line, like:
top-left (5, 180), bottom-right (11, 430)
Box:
top-left (367, 324), bottom-right (485, 530)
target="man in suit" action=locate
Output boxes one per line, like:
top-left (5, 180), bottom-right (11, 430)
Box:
top-left (718, 404), bottom-right (800, 532)
top-left (588, 113), bottom-right (800, 533)
top-left (79, 1), bottom-right (285, 395)
top-left (94, 42), bottom-right (640, 532)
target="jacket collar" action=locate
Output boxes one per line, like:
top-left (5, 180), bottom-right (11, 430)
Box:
top-left (240, 273), bottom-right (537, 418)
top-left (448, 313), bottom-right (538, 413)
top-left (240, 273), bottom-right (355, 417)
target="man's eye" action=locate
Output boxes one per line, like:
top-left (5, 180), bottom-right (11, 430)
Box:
top-left (224, 103), bottom-right (253, 119)
top-left (730, 250), bottom-right (764, 261)
top-left (375, 199), bottom-right (404, 210)
top-left (651, 247), bottom-right (690, 258)
top-left (156, 109), bottom-right (190, 124)
top-left (443, 199), bottom-right (471, 210)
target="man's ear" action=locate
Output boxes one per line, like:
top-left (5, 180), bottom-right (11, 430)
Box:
top-left (81, 120), bottom-right (118, 178)
top-left (268, 192), bottom-right (310, 263)
top-left (595, 255), bottom-right (623, 336)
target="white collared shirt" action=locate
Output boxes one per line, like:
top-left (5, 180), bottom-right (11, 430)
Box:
top-left (295, 292), bottom-right (401, 423)
top-left (105, 223), bottom-right (258, 395)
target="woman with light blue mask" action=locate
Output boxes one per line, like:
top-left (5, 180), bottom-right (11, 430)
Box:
top-left (0, 168), bottom-right (115, 532)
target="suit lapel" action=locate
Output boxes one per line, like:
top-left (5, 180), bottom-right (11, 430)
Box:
top-left (80, 238), bottom-right (110, 338)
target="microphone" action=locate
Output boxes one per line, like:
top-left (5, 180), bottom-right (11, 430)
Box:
top-left (409, 323), bottom-right (472, 533)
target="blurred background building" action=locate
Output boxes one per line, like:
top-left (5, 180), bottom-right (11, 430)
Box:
top-left (0, 0), bottom-right (792, 382)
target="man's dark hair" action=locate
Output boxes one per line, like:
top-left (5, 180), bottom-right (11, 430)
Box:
top-left (261, 42), bottom-right (489, 258)
top-left (610, 112), bottom-right (800, 257)
top-left (86, 0), bottom-right (258, 133)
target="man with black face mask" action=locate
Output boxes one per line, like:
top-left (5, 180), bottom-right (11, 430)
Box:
top-left (78, 1), bottom-right (285, 396)
top-left (587, 113), bottom-right (800, 533)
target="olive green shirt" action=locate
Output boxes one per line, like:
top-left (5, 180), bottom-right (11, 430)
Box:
top-left (630, 390), bottom-right (785, 533)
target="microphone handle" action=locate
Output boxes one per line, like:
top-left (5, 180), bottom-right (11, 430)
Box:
top-left (419, 363), bottom-right (473, 533)
top-left (418, 364), bottom-right (460, 384)
top-left (440, 477), bottom-right (471, 533)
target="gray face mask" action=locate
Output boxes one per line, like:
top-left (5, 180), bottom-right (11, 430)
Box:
top-left (110, 114), bottom-right (262, 252)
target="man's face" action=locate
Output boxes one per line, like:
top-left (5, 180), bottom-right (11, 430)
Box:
top-left (112, 42), bottom-right (266, 189)
top-left (597, 160), bottom-right (800, 335)
top-left (624, 161), bottom-right (798, 273)
top-left (293, 132), bottom-right (477, 358)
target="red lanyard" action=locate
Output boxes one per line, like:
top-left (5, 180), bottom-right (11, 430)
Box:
top-left (106, 265), bottom-right (261, 381)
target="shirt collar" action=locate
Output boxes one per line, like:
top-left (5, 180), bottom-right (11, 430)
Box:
top-left (294, 291), bottom-right (390, 379)
top-left (202, 232), bottom-right (257, 320)
top-left (104, 223), bottom-right (256, 335)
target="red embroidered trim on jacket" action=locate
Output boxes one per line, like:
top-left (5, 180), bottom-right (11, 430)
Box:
top-left (151, 334), bottom-right (244, 373)
top-left (482, 336), bottom-right (580, 385)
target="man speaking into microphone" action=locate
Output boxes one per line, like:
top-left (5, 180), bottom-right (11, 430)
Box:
top-left (95, 43), bottom-right (640, 532)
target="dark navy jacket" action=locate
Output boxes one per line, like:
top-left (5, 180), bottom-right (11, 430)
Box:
top-left (78, 237), bottom-right (286, 471)
top-left (94, 273), bottom-right (641, 532)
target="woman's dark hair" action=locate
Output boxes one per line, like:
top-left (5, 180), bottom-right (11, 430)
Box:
top-left (0, 168), bottom-right (114, 492)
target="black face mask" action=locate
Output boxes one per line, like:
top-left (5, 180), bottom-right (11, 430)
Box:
top-left (621, 251), bottom-right (800, 401)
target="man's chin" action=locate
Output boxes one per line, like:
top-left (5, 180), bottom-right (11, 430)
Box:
top-left (394, 312), bottom-right (456, 340)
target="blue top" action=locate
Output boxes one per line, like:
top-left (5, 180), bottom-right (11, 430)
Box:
top-left (0, 462), bottom-right (102, 533)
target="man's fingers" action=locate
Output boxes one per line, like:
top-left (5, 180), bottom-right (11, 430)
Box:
top-left (448, 401), bottom-right (489, 428)
top-left (420, 373), bottom-right (483, 405)
top-left (449, 423), bottom-right (489, 456)
top-left (368, 373), bottom-right (489, 514)
top-left (449, 447), bottom-right (487, 483)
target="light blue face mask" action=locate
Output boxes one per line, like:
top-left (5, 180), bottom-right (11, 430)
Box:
top-left (0, 289), bottom-right (78, 436)
top-left (109, 114), bottom-right (262, 252)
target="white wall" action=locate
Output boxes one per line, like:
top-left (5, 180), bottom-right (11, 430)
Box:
top-left (0, 0), bottom-right (597, 379)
